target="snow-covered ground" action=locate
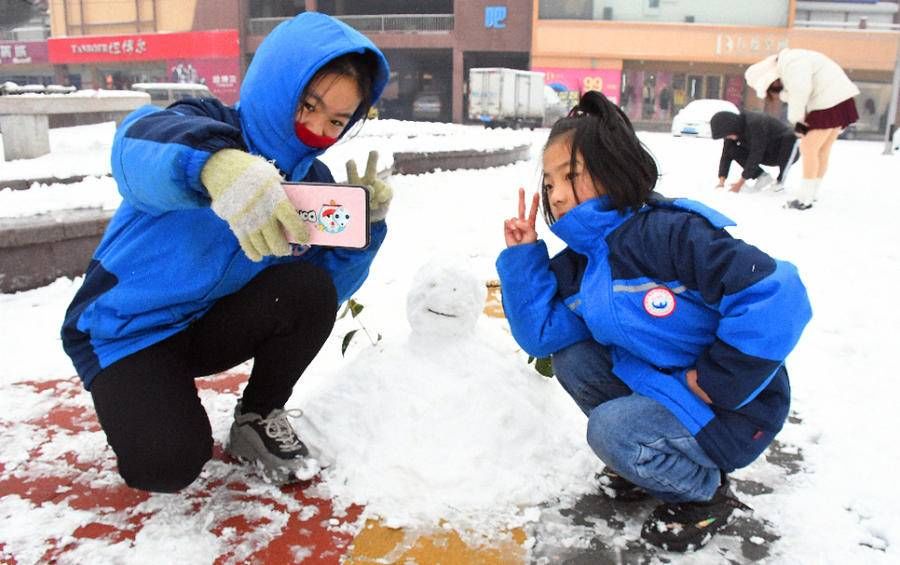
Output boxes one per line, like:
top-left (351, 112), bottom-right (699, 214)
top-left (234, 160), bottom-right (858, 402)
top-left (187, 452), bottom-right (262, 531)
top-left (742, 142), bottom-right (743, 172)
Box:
top-left (1, 119), bottom-right (899, 563)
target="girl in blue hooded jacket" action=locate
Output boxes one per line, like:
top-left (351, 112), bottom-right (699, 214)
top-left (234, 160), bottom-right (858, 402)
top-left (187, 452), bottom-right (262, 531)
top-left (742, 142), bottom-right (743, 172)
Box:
top-left (61, 13), bottom-right (392, 491)
top-left (498, 91), bottom-right (811, 552)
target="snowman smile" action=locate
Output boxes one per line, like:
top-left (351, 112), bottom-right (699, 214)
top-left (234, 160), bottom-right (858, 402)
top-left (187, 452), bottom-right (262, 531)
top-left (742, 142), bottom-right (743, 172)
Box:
top-left (426, 308), bottom-right (458, 318)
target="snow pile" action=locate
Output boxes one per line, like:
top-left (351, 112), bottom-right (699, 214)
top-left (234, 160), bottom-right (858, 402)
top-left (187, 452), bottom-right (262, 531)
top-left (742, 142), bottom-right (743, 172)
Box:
top-left (299, 258), bottom-right (598, 530)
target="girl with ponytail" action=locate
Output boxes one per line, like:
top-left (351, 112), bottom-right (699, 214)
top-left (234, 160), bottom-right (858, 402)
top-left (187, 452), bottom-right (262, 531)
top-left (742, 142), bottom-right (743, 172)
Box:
top-left (498, 91), bottom-right (812, 552)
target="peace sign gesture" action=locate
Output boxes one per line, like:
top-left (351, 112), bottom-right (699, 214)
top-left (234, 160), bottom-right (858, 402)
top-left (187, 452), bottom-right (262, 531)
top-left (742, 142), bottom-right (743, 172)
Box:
top-left (346, 150), bottom-right (393, 222)
top-left (504, 188), bottom-right (540, 247)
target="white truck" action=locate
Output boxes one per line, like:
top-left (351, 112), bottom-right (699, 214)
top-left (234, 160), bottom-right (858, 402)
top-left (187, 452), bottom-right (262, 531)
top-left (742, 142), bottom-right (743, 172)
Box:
top-left (468, 67), bottom-right (545, 129)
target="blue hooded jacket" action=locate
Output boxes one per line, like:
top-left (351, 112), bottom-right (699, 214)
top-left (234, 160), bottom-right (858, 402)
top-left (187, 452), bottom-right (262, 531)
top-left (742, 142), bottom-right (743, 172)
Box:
top-left (496, 195), bottom-right (812, 471)
top-left (61, 13), bottom-right (390, 388)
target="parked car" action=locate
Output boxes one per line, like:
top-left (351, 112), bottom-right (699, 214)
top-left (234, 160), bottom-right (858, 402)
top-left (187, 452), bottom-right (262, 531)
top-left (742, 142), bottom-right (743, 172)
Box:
top-left (671, 99), bottom-right (739, 138)
top-left (411, 92), bottom-right (443, 121)
top-left (131, 82), bottom-right (214, 107)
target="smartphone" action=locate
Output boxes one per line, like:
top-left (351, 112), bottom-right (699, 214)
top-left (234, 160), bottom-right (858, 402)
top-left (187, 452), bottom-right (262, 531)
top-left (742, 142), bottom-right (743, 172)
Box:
top-left (282, 182), bottom-right (370, 249)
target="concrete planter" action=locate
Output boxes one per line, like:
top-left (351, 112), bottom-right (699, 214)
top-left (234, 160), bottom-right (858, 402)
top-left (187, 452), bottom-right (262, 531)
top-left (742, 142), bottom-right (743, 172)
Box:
top-left (0, 209), bottom-right (113, 293)
top-left (393, 144), bottom-right (530, 175)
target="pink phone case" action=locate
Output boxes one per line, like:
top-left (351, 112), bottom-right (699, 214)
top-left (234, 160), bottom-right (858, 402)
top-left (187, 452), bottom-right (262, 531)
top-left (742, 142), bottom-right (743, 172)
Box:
top-left (282, 182), bottom-right (370, 248)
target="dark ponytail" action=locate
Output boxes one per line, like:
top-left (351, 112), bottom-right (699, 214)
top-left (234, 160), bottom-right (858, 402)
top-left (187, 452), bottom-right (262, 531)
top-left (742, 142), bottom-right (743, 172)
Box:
top-left (542, 91), bottom-right (658, 223)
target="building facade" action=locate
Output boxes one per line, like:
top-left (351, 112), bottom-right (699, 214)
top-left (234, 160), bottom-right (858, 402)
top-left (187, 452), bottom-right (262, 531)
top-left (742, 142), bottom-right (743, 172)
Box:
top-left (532, 0), bottom-right (900, 135)
top-left (2, 0), bottom-right (898, 135)
top-left (244, 0), bottom-right (534, 122)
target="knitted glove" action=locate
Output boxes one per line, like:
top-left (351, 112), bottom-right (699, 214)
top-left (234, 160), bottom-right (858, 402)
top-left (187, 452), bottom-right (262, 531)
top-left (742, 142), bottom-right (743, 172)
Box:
top-left (346, 150), bottom-right (393, 222)
top-left (201, 149), bottom-right (309, 262)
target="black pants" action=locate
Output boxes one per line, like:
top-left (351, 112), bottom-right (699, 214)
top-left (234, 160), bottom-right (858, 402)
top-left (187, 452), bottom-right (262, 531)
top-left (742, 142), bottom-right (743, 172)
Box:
top-left (721, 137), bottom-right (798, 182)
top-left (90, 262), bottom-right (338, 493)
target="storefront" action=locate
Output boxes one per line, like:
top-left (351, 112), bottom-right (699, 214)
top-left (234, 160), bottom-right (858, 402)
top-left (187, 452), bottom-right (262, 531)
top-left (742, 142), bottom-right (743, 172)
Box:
top-left (533, 66), bottom-right (621, 109)
top-left (0, 40), bottom-right (53, 86)
top-left (619, 63), bottom-right (749, 125)
top-left (47, 30), bottom-right (241, 104)
top-left (531, 16), bottom-right (899, 136)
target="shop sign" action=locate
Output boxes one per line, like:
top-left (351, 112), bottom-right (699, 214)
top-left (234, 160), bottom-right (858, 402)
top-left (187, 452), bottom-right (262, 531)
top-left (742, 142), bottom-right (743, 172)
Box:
top-left (536, 67), bottom-right (621, 104)
top-left (715, 33), bottom-right (788, 58)
top-left (0, 41), bottom-right (48, 65)
top-left (485, 6), bottom-right (507, 29)
top-left (49, 30), bottom-right (239, 64)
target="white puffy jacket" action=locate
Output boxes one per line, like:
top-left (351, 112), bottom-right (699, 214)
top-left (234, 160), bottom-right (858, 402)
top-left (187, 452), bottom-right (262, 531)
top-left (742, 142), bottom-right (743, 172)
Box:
top-left (777, 49), bottom-right (860, 125)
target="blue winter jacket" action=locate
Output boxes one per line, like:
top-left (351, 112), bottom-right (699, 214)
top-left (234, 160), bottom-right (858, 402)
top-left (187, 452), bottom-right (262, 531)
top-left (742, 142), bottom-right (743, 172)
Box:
top-left (496, 195), bottom-right (812, 471)
top-left (62, 13), bottom-right (390, 389)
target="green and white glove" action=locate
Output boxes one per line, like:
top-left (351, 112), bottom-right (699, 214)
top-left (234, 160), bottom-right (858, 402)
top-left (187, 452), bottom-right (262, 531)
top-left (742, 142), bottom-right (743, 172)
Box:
top-left (346, 150), bottom-right (393, 223)
top-left (201, 149), bottom-right (309, 262)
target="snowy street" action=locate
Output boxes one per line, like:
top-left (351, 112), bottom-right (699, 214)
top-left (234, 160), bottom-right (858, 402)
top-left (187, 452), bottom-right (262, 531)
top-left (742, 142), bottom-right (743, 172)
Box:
top-left (1, 120), bottom-right (899, 563)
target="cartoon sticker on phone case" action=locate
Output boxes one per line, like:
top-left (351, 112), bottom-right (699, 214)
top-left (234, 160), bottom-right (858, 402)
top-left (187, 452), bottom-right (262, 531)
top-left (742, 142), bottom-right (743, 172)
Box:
top-left (297, 209), bottom-right (318, 224)
top-left (318, 200), bottom-right (351, 234)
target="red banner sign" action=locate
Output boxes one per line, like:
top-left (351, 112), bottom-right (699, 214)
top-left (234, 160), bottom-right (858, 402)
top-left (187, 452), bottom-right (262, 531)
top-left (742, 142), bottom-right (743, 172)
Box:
top-left (48, 30), bottom-right (239, 64)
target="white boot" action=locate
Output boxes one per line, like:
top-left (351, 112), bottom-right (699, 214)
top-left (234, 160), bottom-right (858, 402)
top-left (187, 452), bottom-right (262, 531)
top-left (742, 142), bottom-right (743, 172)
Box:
top-left (785, 178), bottom-right (816, 210)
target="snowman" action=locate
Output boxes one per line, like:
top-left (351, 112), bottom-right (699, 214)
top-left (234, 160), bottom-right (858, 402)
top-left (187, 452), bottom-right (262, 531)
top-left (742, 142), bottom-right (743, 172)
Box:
top-left (297, 259), bottom-right (595, 528)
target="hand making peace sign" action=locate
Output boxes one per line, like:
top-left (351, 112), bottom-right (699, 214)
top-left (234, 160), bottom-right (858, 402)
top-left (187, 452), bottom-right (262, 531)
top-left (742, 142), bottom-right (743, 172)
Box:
top-left (346, 150), bottom-right (393, 223)
top-left (504, 188), bottom-right (540, 247)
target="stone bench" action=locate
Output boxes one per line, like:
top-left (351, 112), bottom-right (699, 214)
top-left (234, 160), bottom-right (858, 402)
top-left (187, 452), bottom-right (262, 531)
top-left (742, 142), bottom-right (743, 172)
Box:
top-left (0, 91), bottom-right (150, 161)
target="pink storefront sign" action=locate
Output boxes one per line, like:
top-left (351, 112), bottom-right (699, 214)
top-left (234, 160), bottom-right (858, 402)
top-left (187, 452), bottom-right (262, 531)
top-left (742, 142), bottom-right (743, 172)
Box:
top-left (0, 41), bottom-right (48, 65)
top-left (534, 67), bottom-right (621, 104)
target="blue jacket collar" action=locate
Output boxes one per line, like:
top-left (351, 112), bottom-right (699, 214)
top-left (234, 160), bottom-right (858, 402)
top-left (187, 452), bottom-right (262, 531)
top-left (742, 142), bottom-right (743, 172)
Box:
top-left (550, 196), bottom-right (633, 253)
top-left (236, 12), bottom-right (389, 180)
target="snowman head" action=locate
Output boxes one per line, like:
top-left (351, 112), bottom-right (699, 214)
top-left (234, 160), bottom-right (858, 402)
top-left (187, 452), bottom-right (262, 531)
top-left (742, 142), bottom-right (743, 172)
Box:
top-left (406, 259), bottom-right (487, 337)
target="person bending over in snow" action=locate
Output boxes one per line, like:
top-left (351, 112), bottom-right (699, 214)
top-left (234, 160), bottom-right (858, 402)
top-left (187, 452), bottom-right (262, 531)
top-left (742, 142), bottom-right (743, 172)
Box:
top-left (60, 12), bottom-right (393, 490)
top-left (711, 110), bottom-right (798, 193)
top-left (498, 91), bottom-right (812, 552)
top-left (745, 48), bottom-right (859, 210)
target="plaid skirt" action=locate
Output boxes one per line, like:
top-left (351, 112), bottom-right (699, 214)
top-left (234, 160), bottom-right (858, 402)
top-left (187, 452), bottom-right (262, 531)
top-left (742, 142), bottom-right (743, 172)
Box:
top-left (805, 97), bottom-right (859, 130)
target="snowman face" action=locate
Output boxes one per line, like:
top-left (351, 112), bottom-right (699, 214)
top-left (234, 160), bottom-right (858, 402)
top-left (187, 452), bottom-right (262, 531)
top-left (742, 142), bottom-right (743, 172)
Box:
top-left (406, 262), bottom-right (487, 337)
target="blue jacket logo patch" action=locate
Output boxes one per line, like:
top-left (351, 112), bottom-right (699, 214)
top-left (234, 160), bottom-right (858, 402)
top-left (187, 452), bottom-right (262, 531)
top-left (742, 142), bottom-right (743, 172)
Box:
top-left (643, 287), bottom-right (676, 317)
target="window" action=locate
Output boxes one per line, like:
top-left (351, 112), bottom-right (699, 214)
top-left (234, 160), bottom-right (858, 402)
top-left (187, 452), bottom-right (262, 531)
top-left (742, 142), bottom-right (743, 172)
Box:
top-left (538, 0), bottom-right (593, 20)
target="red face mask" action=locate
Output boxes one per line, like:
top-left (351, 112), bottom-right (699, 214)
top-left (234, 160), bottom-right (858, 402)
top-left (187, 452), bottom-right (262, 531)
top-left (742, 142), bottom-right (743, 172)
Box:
top-left (294, 121), bottom-right (338, 149)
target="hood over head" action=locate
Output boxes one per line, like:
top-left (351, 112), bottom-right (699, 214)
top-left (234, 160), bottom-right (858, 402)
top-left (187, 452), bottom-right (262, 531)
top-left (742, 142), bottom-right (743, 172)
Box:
top-left (710, 111), bottom-right (743, 139)
top-left (744, 54), bottom-right (781, 99)
top-left (238, 12), bottom-right (389, 180)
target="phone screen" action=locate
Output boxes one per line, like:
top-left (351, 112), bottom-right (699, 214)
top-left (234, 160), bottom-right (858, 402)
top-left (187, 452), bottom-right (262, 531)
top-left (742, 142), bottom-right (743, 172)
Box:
top-left (282, 182), bottom-right (370, 249)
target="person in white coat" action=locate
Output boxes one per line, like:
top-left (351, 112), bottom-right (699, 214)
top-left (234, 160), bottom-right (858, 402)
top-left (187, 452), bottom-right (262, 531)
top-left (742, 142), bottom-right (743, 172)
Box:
top-left (745, 48), bottom-right (859, 210)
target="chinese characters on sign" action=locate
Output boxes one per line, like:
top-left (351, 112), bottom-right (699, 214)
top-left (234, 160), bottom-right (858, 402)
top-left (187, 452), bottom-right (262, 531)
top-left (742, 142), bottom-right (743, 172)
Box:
top-left (485, 6), bottom-right (507, 29)
top-left (0, 43), bottom-right (32, 64)
top-left (211, 74), bottom-right (237, 87)
top-left (715, 34), bottom-right (789, 57)
top-left (69, 38), bottom-right (148, 56)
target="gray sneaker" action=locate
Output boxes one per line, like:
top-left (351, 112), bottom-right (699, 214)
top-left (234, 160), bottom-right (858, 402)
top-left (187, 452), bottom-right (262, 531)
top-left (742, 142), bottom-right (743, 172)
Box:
top-left (752, 172), bottom-right (775, 192)
top-left (226, 403), bottom-right (318, 484)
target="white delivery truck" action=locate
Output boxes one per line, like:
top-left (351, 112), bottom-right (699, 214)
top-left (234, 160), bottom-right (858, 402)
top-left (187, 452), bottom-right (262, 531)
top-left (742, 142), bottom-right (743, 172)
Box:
top-left (468, 67), bottom-right (545, 129)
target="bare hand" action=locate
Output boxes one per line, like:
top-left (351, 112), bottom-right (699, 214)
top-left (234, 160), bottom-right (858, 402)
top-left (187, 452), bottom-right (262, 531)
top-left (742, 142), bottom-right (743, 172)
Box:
top-left (686, 369), bottom-right (712, 404)
top-left (504, 188), bottom-right (539, 247)
top-left (729, 179), bottom-right (745, 193)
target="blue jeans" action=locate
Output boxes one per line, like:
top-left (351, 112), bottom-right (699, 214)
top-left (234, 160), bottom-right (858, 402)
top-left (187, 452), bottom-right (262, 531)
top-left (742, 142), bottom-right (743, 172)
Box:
top-left (552, 340), bottom-right (722, 503)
